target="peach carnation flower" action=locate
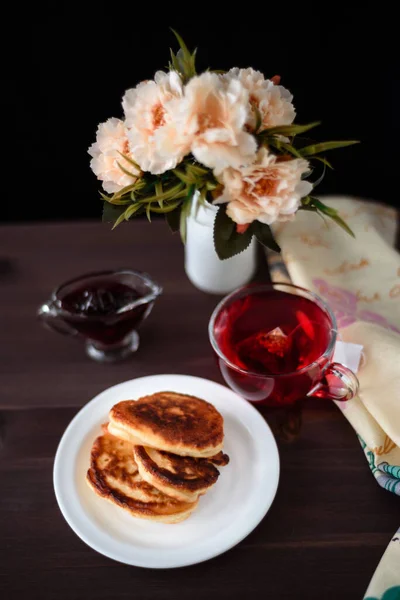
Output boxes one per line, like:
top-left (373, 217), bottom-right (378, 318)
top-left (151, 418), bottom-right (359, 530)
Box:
top-left (171, 72), bottom-right (257, 175)
top-left (88, 118), bottom-right (139, 194)
top-left (224, 67), bottom-right (295, 131)
top-left (123, 71), bottom-right (189, 174)
top-left (214, 147), bottom-right (312, 225)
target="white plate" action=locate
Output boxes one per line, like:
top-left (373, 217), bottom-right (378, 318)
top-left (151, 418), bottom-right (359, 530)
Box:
top-left (53, 374), bottom-right (280, 568)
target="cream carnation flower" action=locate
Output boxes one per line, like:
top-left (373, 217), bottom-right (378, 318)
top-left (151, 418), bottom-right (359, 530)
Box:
top-left (123, 71), bottom-right (189, 174)
top-left (214, 147), bottom-right (312, 225)
top-left (224, 67), bottom-right (295, 131)
top-left (170, 72), bottom-right (257, 174)
top-left (88, 118), bottom-right (139, 194)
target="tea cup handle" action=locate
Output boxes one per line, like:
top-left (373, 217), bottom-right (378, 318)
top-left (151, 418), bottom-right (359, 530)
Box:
top-left (307, 362), bottom-right (359, 402)
top-left (37, 301), bottom-right (78, 337)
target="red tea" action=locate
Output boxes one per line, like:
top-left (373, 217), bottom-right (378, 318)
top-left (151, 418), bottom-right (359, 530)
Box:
top-left (212, 288), bottom-right (333, 405)
top-left (215, 290), bottom-right (331, 375)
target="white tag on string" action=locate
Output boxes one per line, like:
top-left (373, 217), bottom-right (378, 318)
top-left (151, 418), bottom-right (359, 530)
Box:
top-left (333, 341), bottom-right (363, 373)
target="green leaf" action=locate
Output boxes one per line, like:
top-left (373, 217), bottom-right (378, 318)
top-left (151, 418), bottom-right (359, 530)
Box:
top-left (312, 156), bottom-right (334, 170)
top-left (171, 29), bottom-right (191, 62)
top-left (155, 181), bottom-right (163, 198)
top-left (173, 188), bottom-right (191, 200)
top-left (299, 140), bottom-right (359, 156)
top-left (190, 47), bottom-right (198, 74)
top-left (110, 182), bottom-right (138, 200)
top-left (254, 105), bottom-right (263, 133)
top-left (269, 138), bottom-right (303, 158)
top-left (186, 163), bottom-right (209, 176)
top-left (102, 202), bottom-right (126, 224)
top-left (299, 205), bottom-right (318, 212)
top-left (309, 197), bottom-right (337, 215)
top-left (112, 211), bottom-right (128, 230)
top-left (308, 197), bottom-right (355, 237)
top-left (172, 169), bottom-right (194, 185)
top-left (195, 187), bottom-right (207, 218)
top-left (116, 161), bottom-right (139, 180)
top-left (311, 163), bottom-right (326, 190)
top-left (199, 186), bottom-right (208, 205)
top-left (253, 221), bottom-right (281, 253)
top-left (213, 205), bottom-right (254, 260)
top-left (179, 205), bottom-right (187, 243)
top-left (170, 30), bottom-right (197, 79)
top-left (175, 49), bottom-right (186, 76)
top-left (179, 185), bottom-right (195, 243)
top-left (117, 152), bottom-right (141, 171)
top-left (169, 49), bottom-right (181, 73)
top-left (327, 212), bottom-right (355, 237)
top-left (145, 203), bottom-right (152, 222)
top-left (100, 192), bottom-right (130, 206)
top-left (165, 208), bottom-right (181, 232)
top-left (138, 182), bottom-right (185, 203)
top-left (150, 200), bottom-right (181, 214)
top-left (261, 121), bottom-right (321, 137)
top-left (175, 47), bottom-right (197, 80)
top-left (299, 203), bottom-right (327, 228)
top-left (124, 203), bottom-right (142, 220)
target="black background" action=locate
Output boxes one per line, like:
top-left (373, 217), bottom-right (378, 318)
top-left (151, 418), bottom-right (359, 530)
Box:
top-left (5, 3), bottom-right (399, 222)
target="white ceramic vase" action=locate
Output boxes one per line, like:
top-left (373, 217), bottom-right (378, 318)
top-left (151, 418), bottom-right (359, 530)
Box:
top-left (184, 195), bottom-right (257, 294)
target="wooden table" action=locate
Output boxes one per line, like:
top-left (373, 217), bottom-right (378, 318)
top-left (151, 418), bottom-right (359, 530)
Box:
top-left (1, 220), bottom-right (398, 600)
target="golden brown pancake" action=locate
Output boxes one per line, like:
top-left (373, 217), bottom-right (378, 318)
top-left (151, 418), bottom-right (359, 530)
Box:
top-left (86, 425), bottom-right (198, 523)
top-left (133, 446), bottom-right (230, 502)
top-left (209, 451), bottom-right (230, 467)
top-left (109, 392), bottom-right (224, 458)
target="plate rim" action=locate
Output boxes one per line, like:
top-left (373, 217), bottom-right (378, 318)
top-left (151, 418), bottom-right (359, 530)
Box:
top-left (53, 374), bottom-right (280, 569)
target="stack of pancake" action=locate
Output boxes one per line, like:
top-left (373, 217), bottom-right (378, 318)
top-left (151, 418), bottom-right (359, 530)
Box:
top-left (87, 392), bottom-right (229, 523)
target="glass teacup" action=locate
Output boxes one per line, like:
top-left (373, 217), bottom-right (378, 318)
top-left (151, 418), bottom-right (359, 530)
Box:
top-left (38, 270), bottom-right (162, 362)
top-left (209, 283), bottom-right (359, 406)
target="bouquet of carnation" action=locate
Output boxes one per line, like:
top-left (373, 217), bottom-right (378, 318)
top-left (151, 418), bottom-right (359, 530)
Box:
top-left (89, 31), bottom-right (357, 259)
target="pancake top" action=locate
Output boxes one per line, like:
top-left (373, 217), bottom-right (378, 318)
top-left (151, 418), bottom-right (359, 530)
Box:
top-left (87, 426), bottom-right (195, 517)
top-left (110, 392), bottom-right (224, 453)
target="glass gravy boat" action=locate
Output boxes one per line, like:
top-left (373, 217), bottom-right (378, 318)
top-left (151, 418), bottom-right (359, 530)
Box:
top-left (38, 269), bottom-right (162, 362)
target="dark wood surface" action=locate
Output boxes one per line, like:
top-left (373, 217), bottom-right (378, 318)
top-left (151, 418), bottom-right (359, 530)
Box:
top-left (1, 220), bottom-right (398, 600)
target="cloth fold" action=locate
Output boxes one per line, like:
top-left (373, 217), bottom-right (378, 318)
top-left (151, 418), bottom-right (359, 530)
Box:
top-left (340, 321), bottom-right (400, 495)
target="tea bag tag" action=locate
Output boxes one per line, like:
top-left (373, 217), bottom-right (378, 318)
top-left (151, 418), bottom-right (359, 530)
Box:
top-left (333, 341), bottom-right (363, 373)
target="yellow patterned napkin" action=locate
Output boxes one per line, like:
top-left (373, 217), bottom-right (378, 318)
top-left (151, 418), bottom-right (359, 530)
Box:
top-left (267, 195), bottom-right (400, 599)
top-left (364, 529), bottom-right (400, 600)
top-left (267, 195), bottom-right (400, 495)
